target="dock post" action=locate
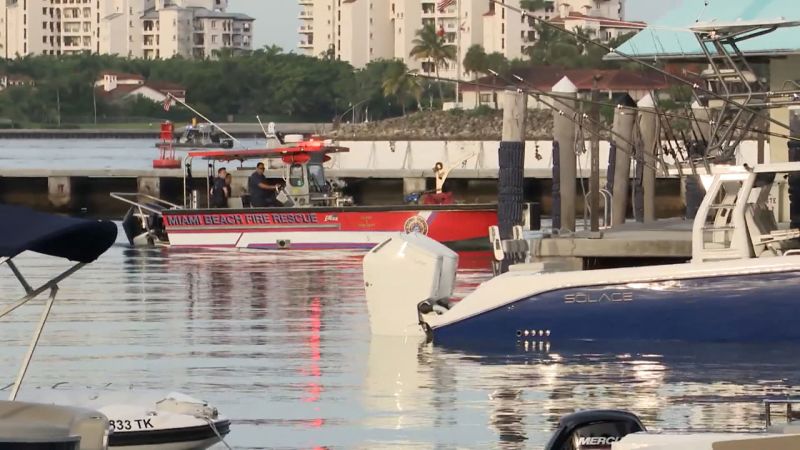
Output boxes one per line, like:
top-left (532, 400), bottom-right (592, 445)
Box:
top-left (637, 94), bottom-right (659, 223)
top-left (137, 176), bottom-right (161, 198)
top-left (552, 77), bottom-right (577, 232)
top-left (47, 176), bottom-right (72, 209)
top-left (686, 101), bottom-right (711, 219)
top-left (589, 78), bottom-right (601, 232)
top-left (498, 91), bottom-right (527, 271)
top-left (789, 107), bottom-right (800, 228)
top-left (611, 96), bottom-right (637, 227)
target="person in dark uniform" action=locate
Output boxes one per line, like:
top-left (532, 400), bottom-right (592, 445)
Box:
top-left (210, 167), bottom-right (229, 208)
top-left (248, 162), bottom-right (282, 207)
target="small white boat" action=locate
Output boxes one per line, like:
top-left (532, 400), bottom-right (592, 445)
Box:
top-left (0, 204), bottom-right (230, 449)
top-left (18, 390), bottom-right (230, 450)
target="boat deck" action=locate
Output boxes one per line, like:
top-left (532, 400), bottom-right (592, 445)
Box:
top-left (530, 219), bottom-right (694, 270)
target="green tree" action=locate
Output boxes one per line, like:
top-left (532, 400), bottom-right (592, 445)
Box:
top-left (463, 44), bottom-right (488, 78)
top-left (520, 0), bottom-right (549, 10)
top-left (409, 24), bottom-right (456, 104)
top-left (525, 23), bottom-right (581, 66)
top-left (382, 61), bottom-right (423, 115)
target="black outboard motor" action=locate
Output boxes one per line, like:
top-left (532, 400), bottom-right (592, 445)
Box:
top-left (545, 410), bottom-right (645, 450)
top-left (121, 206), bottom-right (142, 246)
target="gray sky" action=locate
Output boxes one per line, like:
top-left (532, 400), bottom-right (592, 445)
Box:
top-left (231, 0), bottom-right (679, 52)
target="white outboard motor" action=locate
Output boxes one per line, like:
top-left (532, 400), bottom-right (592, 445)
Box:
top-left (363, 233), bottom-right (458, 337)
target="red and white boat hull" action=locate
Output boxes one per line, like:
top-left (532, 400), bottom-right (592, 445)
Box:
top-left (161, 206), bottom-right (497, 250)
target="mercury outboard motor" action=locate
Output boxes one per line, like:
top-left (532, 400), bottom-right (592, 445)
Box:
top-left (544, 410), bottom-right (645, 450)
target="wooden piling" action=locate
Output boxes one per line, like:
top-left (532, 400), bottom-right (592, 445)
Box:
top-left (611, 98), bottom-right (637, 227)
top-left (498, 91), bottom-right (528, 241)
top-left (637, 94), bottom-right (659, 223)
top-left (552, 77), bottom-right (577, 232)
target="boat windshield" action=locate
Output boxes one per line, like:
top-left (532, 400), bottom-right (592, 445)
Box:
top-left (289, 164), bottom-right (305, 187)
top-left (309, 164), bottom-right (325, 192)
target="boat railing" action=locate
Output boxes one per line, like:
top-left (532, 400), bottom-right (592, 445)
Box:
top-left (110, 193), bottom-right (182, 215)
top-left (764, 399), bottom-right (800, 428)
top-left (582, 189), bottom-right (613, 230)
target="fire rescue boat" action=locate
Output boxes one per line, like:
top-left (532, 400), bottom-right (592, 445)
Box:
top-left (113, 136), bottom-right (500, 251)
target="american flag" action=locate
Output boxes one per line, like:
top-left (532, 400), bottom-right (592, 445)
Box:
top-left (437, 0), bottom-right (456, 12)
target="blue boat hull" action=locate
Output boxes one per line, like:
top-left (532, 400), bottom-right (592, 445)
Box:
top-left (432, 270), bottom-right (800, 348)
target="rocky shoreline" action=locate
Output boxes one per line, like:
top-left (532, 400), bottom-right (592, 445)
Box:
top-left (331, 109), bottom-right (556, 141)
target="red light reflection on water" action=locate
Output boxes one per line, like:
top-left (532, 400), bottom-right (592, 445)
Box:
top-left (300, 297), bottom-right (324, 430)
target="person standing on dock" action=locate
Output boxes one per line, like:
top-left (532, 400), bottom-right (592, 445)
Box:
top-left (211, 167), bottom-right (229, 208)
top-left (249, 162), bottom-right (282, 208)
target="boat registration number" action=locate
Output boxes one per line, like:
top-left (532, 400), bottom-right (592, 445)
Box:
top-left (109, 418), bottom-right (155, 431)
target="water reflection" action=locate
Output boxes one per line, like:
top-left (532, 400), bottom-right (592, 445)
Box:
top-left (1, 245), bottom-right (799, 449)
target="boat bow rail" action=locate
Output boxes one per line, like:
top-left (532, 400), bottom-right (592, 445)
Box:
top-left (110, 193), bottom-right (182, 215)
top-left (111, 193), bottom-right (181, 246)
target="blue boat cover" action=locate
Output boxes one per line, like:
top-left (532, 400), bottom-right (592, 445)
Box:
top-left (0, 205), bottom-right (117, 263)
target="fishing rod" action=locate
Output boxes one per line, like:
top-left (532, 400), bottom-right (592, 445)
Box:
top-left (487, 0), bottom-right (794, 135)
top-left (492, 69), bottom-right (664, 171)
top-left (433, 73), bottom-right (800, 145)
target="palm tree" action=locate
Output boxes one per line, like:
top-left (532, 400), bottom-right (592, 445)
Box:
top-left (409, 24), bottom-right (456, 104)
top-left (382, 62), bottom-right (423, 115)
top-left (462, 45), bottom-right (488, 106)
top-left (525, 22), bottom-right (581, 67)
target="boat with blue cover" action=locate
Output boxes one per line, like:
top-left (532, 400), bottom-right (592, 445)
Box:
top-left (364, 163), bottom-right (800, 350)
top-left (0, 204), bottom-right (230, 449)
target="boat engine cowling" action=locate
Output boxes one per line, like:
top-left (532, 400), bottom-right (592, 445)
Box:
top-left (544, 410), bottom-right (646, 450)
top-left (363, 233), bottom-right (458, 337)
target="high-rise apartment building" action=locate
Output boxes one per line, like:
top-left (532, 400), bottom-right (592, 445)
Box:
top-left (299, 0), bottom-right (629, 78)
top-left (0, 0), bottom-right (253, 59)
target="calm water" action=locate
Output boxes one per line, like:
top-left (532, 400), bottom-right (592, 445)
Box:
top-left (2, 228), bottom-right (800, 449)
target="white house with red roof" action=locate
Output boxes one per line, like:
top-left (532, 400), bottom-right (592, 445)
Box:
top-left (94, 71), bottom-right (186, 105)
top-left (0, 74), bottom-right (35, 90)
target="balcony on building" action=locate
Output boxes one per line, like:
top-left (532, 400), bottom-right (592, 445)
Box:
top-left (143, 35), bottom-right (159, 48)
top-left (299, 24), bottom-right (313, 34)
top-left (144, 20), bottom-right (158, 32)
top-left (299, 9), bottom-right (313, 20)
